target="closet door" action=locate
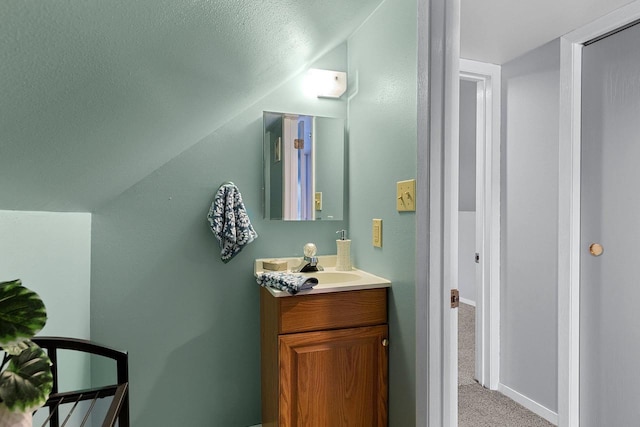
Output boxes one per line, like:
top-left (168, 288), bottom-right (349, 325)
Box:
top-left (580, 21), bottom-right (640, 426)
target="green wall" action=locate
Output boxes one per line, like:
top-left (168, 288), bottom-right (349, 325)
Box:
top-left (347, 0), bottom-right (418, 424)
top-left (91, 45), bottom-right (348, 426)
top-left (0, 210), bottom-right (92, 394)
top-left (92, 0), bottom-right (420, 422)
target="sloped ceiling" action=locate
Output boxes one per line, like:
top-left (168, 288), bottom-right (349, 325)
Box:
top-left (0, 0), bottom-right (381, 212)
top-left (3, 0), bottom-right (637, 212)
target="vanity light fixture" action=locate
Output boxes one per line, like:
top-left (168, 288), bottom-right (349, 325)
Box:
top-left (306, 68), bottom-right (347, 99)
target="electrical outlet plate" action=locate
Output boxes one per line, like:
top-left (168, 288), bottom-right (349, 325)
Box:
top-left (372, 219), bottom-right (382, 247)
top-left (396, 179), bottom-right (416, 211)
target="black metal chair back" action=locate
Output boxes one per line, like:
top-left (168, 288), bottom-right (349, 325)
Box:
top-left (32, 337), bottom-right (129, 427)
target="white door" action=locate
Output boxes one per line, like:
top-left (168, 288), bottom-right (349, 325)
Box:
top-left (580, 21), bottom-right (640, 426)
top-left (283, 114), bottom-right (299, 220)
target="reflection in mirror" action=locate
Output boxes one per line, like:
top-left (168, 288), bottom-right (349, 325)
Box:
top-left (263, 111), bottom-right (345, 221)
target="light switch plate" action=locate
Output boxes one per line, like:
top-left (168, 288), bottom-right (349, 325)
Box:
top-left (372, 219), bottom-right (382, 247)
top-left (397, 179), bottom-right (416, 211)
top-left (315, 192), bottom-right (322, 211)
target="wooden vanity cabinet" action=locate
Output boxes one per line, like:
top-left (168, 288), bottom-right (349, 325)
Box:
top-left (260, 286), bottom-right (389, 427)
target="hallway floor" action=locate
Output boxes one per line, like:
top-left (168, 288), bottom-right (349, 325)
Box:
top-left (458, 303), bottom-right (555, 427)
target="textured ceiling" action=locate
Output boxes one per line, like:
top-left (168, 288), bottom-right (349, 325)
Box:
top-left (0, 0), bottom-right (381, 212)
top-left (3, 0), bottom-right (637, 212)
top-left (461, 0), bottom-right (635, 64)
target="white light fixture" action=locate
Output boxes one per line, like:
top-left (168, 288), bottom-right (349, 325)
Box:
top-left (306, 69), bottom-right (347, 99)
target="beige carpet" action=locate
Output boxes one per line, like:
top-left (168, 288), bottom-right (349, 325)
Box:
top-left (458, 302), bottom-right (476, 386)
top-left (458, 303), bottom-right (555, 427)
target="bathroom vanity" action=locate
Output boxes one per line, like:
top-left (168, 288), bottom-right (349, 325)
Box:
top-left (257, 257), bottom-right (390, 427)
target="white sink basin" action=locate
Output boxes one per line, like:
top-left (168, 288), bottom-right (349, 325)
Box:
top-left (301, 271), bottom-right (362, 284)
top-left (255, 255), bottom-right (391, 297)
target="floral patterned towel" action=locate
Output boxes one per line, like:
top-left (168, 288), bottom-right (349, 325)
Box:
top-left (256, 272), bottom-right (318, 295)
top-left (207, 182), bottom-right (258, 263)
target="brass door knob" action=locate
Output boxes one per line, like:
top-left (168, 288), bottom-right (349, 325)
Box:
top-left (589, 243), bottom-right (604, 257)
top-left (382, 338), bottom-right (389, 347)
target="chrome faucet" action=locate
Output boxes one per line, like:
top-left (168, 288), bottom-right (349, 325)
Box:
top-left (291, 243), bottom-right (324, 273)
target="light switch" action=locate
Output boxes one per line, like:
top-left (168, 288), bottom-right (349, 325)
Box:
top-left (396, 179), bottom-right (416, 211)
top-left (315, 192), bottom-right (322, 211)
top-left (372, 219), bottom-right (382, 247)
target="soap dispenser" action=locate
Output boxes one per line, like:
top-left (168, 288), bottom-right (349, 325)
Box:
top-left (335, 230), bottom-right (352, 271)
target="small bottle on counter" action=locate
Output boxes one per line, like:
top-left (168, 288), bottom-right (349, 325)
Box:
top-left (335, 229), bottom-right (352, 271)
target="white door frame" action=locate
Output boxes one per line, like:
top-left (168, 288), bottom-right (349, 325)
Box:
top-left (558, 2), bottom-right (640, 426)
top-left (416, 0), bottom-right (459, 425)
top-left (283, 114), bottom-right (299, 220)
top-left (460, 58), bottom-right (501, 391)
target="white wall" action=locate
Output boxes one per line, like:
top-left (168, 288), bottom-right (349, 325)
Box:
top-left (458, 212), bottom-right (476, 304)
top-left (0, 210), bottom-right (92, 392)
top-left (459, 79), bottom-right (477, 212)
top-left (500, 39), bottom-right (560, 415)
top-left (458, 79), bottom-right (477, 304)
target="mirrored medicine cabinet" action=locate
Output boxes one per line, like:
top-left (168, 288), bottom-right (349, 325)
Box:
top-left (262, 111), bottom-right (345, 221)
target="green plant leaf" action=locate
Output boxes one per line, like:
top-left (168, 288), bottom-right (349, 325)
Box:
top-left (0, 280), bottom-right (47, 348)
top-left (0, 343), bottom-right (53, 412)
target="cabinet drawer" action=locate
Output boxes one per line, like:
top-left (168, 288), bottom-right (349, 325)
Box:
top-left (278, 288), bottom-right (387, 334)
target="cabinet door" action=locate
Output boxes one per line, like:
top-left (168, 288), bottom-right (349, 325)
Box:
top-left (279, 325), bottom-right (388, 427)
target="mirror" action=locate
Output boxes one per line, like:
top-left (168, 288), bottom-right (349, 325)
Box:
top-left (263, 111), bottom-right (345, 221)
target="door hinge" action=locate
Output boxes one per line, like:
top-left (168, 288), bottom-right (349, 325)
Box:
top-left (475, 252), bottom-right (480, 263)
top-left (451, 289), bottom-right (460, 308)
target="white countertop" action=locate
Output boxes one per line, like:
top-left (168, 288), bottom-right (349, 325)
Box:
top-left (254, 255), bottom-right (391, 297)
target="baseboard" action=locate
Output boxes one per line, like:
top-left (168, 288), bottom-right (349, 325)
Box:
top-left (459, 297), bottom-right (476, 307)
top-left (498, 383), bottom-right (558, 426)
top-left (247, 425), bottom-right (261, 427)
